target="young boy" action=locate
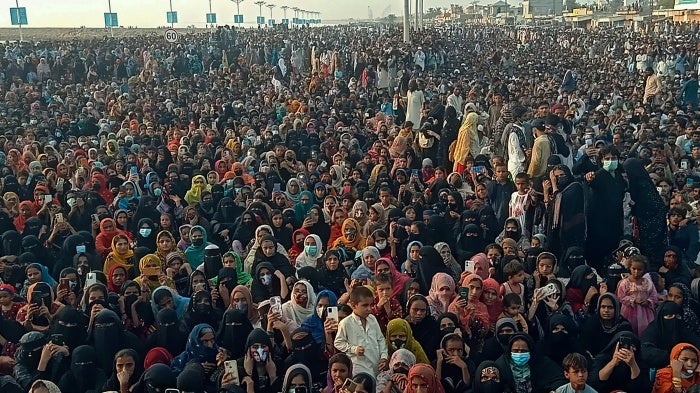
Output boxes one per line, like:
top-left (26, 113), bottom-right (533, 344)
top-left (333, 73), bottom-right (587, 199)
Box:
top-left (509, 172), bottom-right (531, 232)
top-left (371, 273), bottom-right (403, 334)
top-left (334, 286), bottom-right (389, 377)
top-left (555, 353), bottom-right (599, 393)
top-left (499, 293), bottom-right (529, 334)
top-left (500, 260), bottom-right (526, 310)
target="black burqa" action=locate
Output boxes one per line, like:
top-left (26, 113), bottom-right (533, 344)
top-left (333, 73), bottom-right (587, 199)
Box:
top-left (57, 344), bottom-right (107, 393)
top-left (217, 309), bottom-right (254, 359)
top-left (641, 300), bottom-right (700, 369)
top-left (50, 306), bottom-right (87, 350)
top-left (90, 309), bottom-right (145, 372)
top-left (415, 246), bottom-right (452, 296)
top-left (545, 166), bottom-right (586, 261)
top-left (623, 158), bottom-right (668, 269)
top-left (145, 308), bottom-right (188, 356)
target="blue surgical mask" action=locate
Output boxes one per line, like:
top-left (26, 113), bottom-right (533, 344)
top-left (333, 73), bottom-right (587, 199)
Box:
top-left (256, 347), bottom-right (267, 362)
top-left (139, 228), bottom-right (152, 237)
top-left (602, 159), bottom-right (618, 172)
top-left (305, 245), bottom-right (318, 256)
top-left (153, 188), bottom-right (162, 197)
top-left (511, 352), bottom-right (530, 366)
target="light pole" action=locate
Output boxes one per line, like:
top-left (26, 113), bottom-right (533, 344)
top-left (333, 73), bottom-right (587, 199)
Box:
top-left (230, 0), bottom-right (244, 26)
top-left (403, 0), bottom-right (410, 43)
top-left (281, 5), bottom-right (288, 25)
top-left (266, 3), bottom-right (275, 25)
top-left (15, 0), bottom-right (23, 41)
top-left (169, 0), bottom-right (174, 27)
top-left (254, 1), bottom-right (265, 26)
top-left (292, 7), bottom-right (299, 26)
top-left (107, 0), bottom-right (114, 37)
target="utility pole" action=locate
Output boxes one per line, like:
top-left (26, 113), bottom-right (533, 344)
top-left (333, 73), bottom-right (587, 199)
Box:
top-left (292, 7), bottom-right (299, 26)
top-left (403, 0), bottom-right (410, 42)
top-left (266, 3), bottom-right (275, 25)
top-left (281, 5), bottom-right (288, 25)
top-left (107, 0), bottom-right (114, 38)
top-left (230, 0), bottom-right (244, 27)
top-left (419, 0), bottom-right (423, 28)
top-left (254, 1), bottom-right (265, 26)
top-left (169, 0), bottom-right (174, 27)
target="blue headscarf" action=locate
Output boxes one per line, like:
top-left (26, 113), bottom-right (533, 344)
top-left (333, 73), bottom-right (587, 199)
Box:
top-left (149, 286), bottom-right (189, 319)
top-left (171, 323), bottom-right (218, 374)
top-left (28, 263), bottom-right (57, 288)
top-left (293, 190), bottom-right (314, 224)
top-left (300, 289), bottom-right (338, 344)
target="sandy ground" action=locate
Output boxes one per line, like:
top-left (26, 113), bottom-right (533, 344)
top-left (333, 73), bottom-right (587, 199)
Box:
top-left (0, 27), bottom-right (208, 42)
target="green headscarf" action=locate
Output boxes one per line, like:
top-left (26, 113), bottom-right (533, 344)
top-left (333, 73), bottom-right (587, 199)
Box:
top-left (224, 251), bottom-right (252, 286)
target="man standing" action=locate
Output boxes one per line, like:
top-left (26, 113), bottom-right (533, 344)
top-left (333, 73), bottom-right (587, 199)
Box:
top-left (527, 119), bottom-right (552, 180)
top-left (447, 86), bottom-right (464, 119)
top-left (643, 67), bottom-right (660, 106)
top-left (504, 106), bottom-right (530, 176)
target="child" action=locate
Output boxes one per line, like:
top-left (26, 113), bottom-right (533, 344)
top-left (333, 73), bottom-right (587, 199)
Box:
top-left (509, 172), bottom-right (531, 232)
top-left (372, 273), bottom-right (403, 334)
top-left (500, 260), bottom-right (526, 311)
top-left (648, 272), bottom-right (667, 302)
top-left (555, 353), bottom-right (598, 393)
top-left (499, 293), bottom-right (529, 334)
top-left (334, 286), bottom-right (389, 378)
top-left (616, 255), bottom-right (658, 336)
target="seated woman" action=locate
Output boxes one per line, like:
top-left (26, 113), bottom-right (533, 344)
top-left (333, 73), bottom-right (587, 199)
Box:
top-left (170, 323), bottom-right (221, 374)
top-left (642, 301), bottom-right (700, 369)
top-left (281, 364), bottom-right (314, 393)
top-left (435, 332), bottom-right (476, 393)
top-left (323, 353), bottom-right (353, 393)
top-left (590, 331), bottom-right (650, 392)
top-left (652, 343), bottom-right (700, 393)
top-left (386, 318), bottom-right (429, 364)
top-left (580, 293), bottom-right (633, 357)
top-left (494, 332), bottom-right (567, 393)
top-left (16, 282), bottom-right (64, 332)
top-left (102, 349), bottom-right (143, 393)
top-left (377, 348), bottom-right (416, 393)
top-left (251, 262), bottom-right (289, 303)
top-left (404, 364), bottom-right (445, 393)
top-left (471, 360), bottom-right (506, 393)
top-left (103, 233), bottom-right (136, 276)
top-left (281, 280), bottom-right (317, 327)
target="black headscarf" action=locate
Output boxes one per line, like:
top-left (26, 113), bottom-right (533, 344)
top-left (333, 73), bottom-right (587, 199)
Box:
top-left (91, 309), bottom-right (126, 371)
top-left (58, 344), bottom-right (106, 393)
top-left (145, 308), bottom-right (187, 356)
top-left (217, 309), bottom-right (254, 359)
top-left (133, 363), bottom-right (176, 393)
top-left (50, 306), bottom-right (87, 350)
top-left (183, 289), bottom-right (221, 332)
top-left (415, 246), bottom-right (452, 296)
top-left (472, 360), bottom-right (505, 393)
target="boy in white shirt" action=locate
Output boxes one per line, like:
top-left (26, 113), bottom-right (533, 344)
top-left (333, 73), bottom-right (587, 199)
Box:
top-left (334, 286), bottom-right (388, 377)
top-left (509, 172), bottom-right (531, 235)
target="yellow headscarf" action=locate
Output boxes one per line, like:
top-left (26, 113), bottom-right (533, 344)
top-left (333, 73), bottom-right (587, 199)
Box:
top-left (103, 233), bottom-right (135, 273)
top-left (184, 175), bottom-right (210, 206)
top-left (452, 112), bottom-right (478, 165)
top-left (386, 318), bottom-right (430, 364)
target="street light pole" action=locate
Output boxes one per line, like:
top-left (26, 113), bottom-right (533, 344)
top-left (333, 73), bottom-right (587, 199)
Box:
top-left (292, 7), bottom-right (299, 26)
top-left (281, 5), bottom-right (288, 26)
top-left (403, 0), bottom-right (410, 42)
top-left (16, 0), bottom-right (23, 42)
top-left (169, 0), bottom-right (174, 27)
top-left (230, 0), bottom-right (244, 27)
top-left (107, 0), bottom-right (114, 37)
top-left (254, 1), bottom-right (265, 26)
top-left (266, 4), bottom-right (275, 26)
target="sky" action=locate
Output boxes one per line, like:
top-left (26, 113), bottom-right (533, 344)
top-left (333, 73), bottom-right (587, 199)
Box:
top-left (1, 0), bottom-right (494, 28)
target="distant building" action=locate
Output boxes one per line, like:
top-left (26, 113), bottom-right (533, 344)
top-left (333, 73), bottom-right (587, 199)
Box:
top-left (523, 0), bottom-right (564, 18)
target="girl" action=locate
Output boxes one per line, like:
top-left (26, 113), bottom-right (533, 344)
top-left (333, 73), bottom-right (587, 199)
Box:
top-left (652, 343), bottom-right (700, 392)
top-left (617, 255), bottom-right (658, 336)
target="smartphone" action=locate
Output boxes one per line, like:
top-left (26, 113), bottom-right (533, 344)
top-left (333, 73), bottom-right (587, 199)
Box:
top-left (142, 266), bottom-right (162, 276)
top-left (130, 166), bottom-right (138, 175)
top-left (75, 245), bottom-right (86, 254)
top-left (31, 295), bottom-right (43, 307)
top-left (342, 378), bottom-right (358, 393)
top-left (59, 278), bottom-right (70, 292)
top-left (49, 334), bottom-right (65, 346)
top-left (464, 260), bottom-right (473, 272)
top-left (326, 306), bottom-right (339, 323)
top-left (618, 335), bottom-right (633, 350)
top-left (458, 286), bottom-right (469, 302)
top-left (681, 161), bottom-right (688, 170)
top-left (657, 186), bottom-right (663, 194)
top-left (92, 214), bottom-right (100, 223)
top-left (539, 282), bottom-right (558, 298)
top-left (411, 169), bottom-right (419, 177)
top-left (56, 177), bottom-right (65, 189)
top-left (55, 213), bottom-right (64, 223)
top-left (472, 166), bottom-right (484, 174)
top-left (224, 360), bottom-right (239, 383)
top-left (44, 194), bottom-right (52, 204)
top-left (85, 272), bottom-right (97, 287)
top-left (270, 296), bottom-right (282, 314)
top-left (687, 178), bottom-right (695, 187)
top-left (273, 183), bottom-right (281, 193)
top-left (585, 138), bottom-right (593, 147)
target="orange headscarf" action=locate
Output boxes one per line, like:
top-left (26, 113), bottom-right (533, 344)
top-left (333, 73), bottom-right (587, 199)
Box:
top-left (653, 343), bottom-right (700, 393)
top-left (13, 201), bottom-right (36, 232)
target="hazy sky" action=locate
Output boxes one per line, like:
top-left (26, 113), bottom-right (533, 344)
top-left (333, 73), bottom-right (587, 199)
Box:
top-left (2, 0), bottom-right (494, 28)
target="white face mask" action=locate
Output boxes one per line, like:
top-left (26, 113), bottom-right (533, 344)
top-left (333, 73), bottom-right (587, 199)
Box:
top-left (375, 241), bottom-right (387, 250)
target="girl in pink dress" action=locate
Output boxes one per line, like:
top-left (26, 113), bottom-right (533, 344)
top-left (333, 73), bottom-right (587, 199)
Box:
top-left (616, 256), bottom-right (658, 336)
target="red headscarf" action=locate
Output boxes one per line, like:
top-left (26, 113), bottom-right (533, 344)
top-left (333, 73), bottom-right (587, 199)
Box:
top-left (375, 257), bottom-right (410, 298)
top-left (13, 201), bottom-right (36, 232)
top-left (482, 278), bottom-right (504, 328)
top-left (404, 364), bottom-right (445, 393)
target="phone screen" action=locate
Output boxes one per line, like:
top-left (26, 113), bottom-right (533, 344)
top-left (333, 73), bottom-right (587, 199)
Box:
top-left (459, 287), bottom-right (469, 302)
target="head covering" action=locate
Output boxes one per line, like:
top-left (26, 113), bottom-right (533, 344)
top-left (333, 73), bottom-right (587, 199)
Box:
top-left (405, 364), bottom-right (445, 393)
top-left (170, 323), bottom-right (218, 374)
top-left (144, 347), bottom-right (174, 370)
top-left (374, 257), bottom-right (410, 298)
top-left (223, 251), bottom-right (253, 286)
top-left (385, 318), bottom-right (430, 364)
top-left (300, 289), bottom-right (338, 344)
top-left (281, 280), bottom-right (317, 325)
top-left (427, 272), bottom-right (456, 315)
top-left (229, 285), bottom-right (259, 324)
top-left (217, 309), bottom-right (254, 359)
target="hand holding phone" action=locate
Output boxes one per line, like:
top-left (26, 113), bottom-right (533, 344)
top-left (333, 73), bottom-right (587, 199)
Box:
top-left (326, 306), bottom-right (339, 323)
top-left (458, 286), bottom-right (469, 302)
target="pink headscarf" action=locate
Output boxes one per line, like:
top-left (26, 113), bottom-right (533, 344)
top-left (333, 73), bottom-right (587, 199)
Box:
top-left (374, 257), bottom-right (409, 298)
top-left (427, 272), bottom-right (456, 315)
top-left (471, 253), bottom-right (490, 280)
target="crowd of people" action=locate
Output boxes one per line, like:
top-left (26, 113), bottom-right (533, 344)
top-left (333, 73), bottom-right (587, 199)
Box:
top-left (0, 20), bottom-right (700, 393)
